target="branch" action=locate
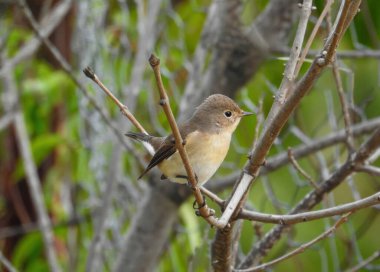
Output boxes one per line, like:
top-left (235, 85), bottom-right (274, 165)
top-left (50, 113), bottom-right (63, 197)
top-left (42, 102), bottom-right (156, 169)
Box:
top-left (287, 148), bottom-right (318, 189)
top-left (149, 54), bottom-right (223, 228)
top-left (16, 0), bottom-right (142, 161)
top-left (274, 48), bottom-right (380, 59)
top-left (355, 165), bottom-right (380, 176)
top-left (218, 0), bottom-right (362, 229)
top-left (83, 67), bottom-right (147, 134)
top-left (238, 192), bottom-right (380, 224)
top-left (0, 0), bottom-right (72, 76)
top-left (83, 67), bottom-right (154, 156)
top-left (345, 250), bottom-right (380, 272)
top-left (3, 70), bottom-right (61, 272)
top-left (207, 117), bottom-right (380, 192)
top-left (234, 213), bottom-right (351, 272)
top-left (266, 0), bottom-right (313, 121)
top-left (239, 126), bottom-right (380, 268)
top-left (0, 251), bottom-right (18, 272)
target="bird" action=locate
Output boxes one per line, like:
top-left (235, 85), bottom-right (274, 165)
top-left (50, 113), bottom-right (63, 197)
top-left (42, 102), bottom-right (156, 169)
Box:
top-left (125, 94), bottom-right (253, 186)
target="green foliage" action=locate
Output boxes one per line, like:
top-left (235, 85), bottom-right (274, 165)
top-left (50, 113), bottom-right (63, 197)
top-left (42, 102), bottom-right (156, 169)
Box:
top-left (3, 0), bottom-right (380, 271)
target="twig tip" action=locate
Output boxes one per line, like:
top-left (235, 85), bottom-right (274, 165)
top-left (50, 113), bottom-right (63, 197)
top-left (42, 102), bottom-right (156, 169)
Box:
top-left (149, 54), bottom-right (160, 67)
top-left (83, 66), bottom-right (95, 80)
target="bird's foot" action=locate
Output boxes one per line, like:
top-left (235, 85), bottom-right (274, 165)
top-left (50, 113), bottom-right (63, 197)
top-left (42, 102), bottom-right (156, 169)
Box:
top-left (193, 194), bottom-right (207, 216)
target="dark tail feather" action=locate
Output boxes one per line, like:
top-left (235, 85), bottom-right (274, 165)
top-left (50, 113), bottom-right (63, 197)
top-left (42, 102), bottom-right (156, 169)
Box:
top-left (125, 132), bottom-right (152, 142)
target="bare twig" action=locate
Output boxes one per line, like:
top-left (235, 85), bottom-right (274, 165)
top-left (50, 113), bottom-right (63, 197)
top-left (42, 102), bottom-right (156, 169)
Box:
top-left (252, 97), bottom-right (264, 150)
top-left (82, 67), bottom-right (154, 156)
top-left (240, 126), bottom-right (380, 268)
top-left (273, 48), bottom-right (380, 59)
top-left (234, 213), bottom-right (351, 272)
top-left (16, 0), bottom-right (141, 161)
top-left (288, 148), bottom-right (318, 189)
top-left (265, 0), bottom-right (312, 123)
top-left (0, 0), bottom-right (72, 75)
top-left (149, 54), bottom-right (223, 228)
top-left (208, 117), bottom-right (380, 192)
top-left (345, 250), bottom-right (380, 272)
top-left (200, 187), bottom-right (224, 207)
top-left (355, 165), bottom-right (380, 177)
top-left (294, 0), bottom-right (334, 77)
top-left (83, 67), bottom-right (147, 134)
top-left (0, 251), bottom-right (18, 272)
top-left (326, 8), bottom-right (355, 152)
top-left (4, 70), bottom-right (61, 272)
top-left (238, 192), bottom-right (380, 224)
top-left (221, 0), bottom-right (362, 230)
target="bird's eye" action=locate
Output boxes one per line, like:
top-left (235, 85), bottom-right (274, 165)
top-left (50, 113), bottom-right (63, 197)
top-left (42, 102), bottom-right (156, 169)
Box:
top-left (224, 111), bottom-right (232, 118)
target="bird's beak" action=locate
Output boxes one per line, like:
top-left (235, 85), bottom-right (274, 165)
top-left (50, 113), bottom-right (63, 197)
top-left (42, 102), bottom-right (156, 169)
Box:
top-left (241, 111), bottom-right (254, 117)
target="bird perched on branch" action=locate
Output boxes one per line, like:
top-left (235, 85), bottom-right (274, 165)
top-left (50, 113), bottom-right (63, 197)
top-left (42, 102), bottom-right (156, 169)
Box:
top-left (125, 94), bottom-right (253, 185)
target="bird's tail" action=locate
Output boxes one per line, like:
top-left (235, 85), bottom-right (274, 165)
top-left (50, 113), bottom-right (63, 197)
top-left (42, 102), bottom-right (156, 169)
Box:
top-left (125, 131), bottom-right (152, 142)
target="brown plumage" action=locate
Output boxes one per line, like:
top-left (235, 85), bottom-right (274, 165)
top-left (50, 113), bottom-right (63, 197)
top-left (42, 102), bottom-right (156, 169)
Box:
top-left (125, 94), bottom-right (253, 185)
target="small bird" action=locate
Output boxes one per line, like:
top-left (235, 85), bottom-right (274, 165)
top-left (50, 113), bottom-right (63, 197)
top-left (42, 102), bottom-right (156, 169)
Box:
top-left (125, 94), bottom-right (253, 185)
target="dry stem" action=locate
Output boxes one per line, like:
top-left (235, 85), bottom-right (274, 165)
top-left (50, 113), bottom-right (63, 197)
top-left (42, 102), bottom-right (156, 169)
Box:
top-left (149, 54), bottom-right (224, 228)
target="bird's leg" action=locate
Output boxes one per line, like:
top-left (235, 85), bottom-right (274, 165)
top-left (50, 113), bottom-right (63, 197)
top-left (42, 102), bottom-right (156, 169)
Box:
top-left (193, 194), bottom-right (206, 216)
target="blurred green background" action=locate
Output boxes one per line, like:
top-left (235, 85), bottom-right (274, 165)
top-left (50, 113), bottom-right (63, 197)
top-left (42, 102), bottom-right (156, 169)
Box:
top-left (0, 0), bottom-right (379, 271)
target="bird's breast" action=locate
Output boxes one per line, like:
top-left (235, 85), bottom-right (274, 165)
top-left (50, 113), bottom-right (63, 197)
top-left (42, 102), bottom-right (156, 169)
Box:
top-left (158, 130), bottom-right (232, 185)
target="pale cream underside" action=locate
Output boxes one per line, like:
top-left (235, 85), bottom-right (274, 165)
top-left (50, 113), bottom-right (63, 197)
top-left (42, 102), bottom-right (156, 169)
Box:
top-left (158, 130), bottom-right (232, 185)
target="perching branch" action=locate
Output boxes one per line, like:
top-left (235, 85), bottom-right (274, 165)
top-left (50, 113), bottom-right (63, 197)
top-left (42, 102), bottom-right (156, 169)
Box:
top-left (149, 54), bottom-right (223, 228)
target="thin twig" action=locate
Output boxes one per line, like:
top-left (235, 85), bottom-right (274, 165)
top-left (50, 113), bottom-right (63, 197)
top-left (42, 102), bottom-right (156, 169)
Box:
top-left (238, 191), bottom-right (380, 224)
top-left (288, 148), bottom-right (319, 189)
top-left (200, 187), bottom-right (224, 207)
top-left (234, 213), bottom-right (351, 272)
top-left (265, 0), bottom-right (312, 124)
top-left (5, 72), bottom-right (61, 272)
top-left (0, 251), bottom-right (18, 272)
top-left (16, 0), bottom-right (142, 160)
top-left (355, 165), bottom-right (380, 176)
top-left (326, 8), bottom-right (355, 152)
top-left (208, 117), bottom-right (380, 193)
top-left (345, 250), bottom-right (380, 272)
top-left (82, 67), bottom-right (155, 156)
top-left (0, 0), bottom-right (72, 76)
top-left (273, 48), bottom-right (380, 59)
top-left (252, 96), bottom-right (264, 150)
top-left (221, 0), bottom-right (362, 230)
top-left (294, 0), bottom-right (334, 77)
top-left (149, 54), bottom-right (223, 228)
top-left (83, 67), bottom-right (147, 134)
top-left (240, 126), bottom-right (380, 268)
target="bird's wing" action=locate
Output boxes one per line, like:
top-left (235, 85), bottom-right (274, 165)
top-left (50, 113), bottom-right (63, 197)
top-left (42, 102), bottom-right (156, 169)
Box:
top-left (138, 138), bottom-right (176, 179)
top-left (137, 122), bottom-right (197, 179)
